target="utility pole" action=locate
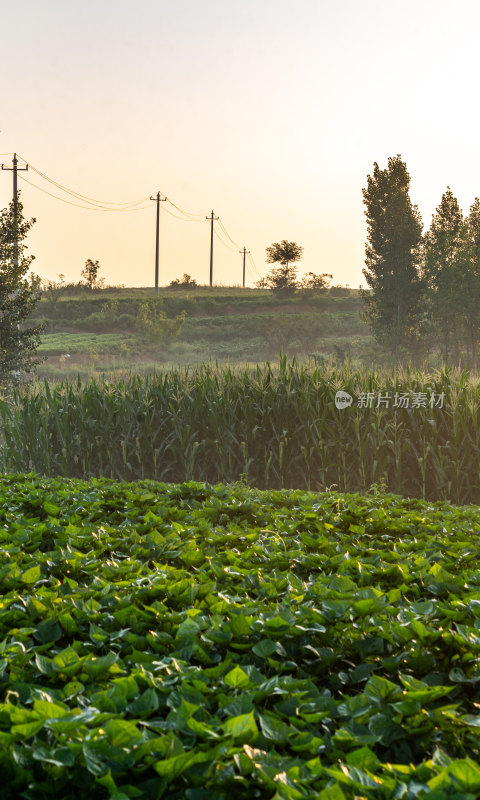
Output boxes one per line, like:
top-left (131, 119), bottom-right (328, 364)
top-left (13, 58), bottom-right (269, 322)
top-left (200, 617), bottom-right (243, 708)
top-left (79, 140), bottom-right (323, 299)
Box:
top-left (206, 210), bottom-right (218, 287)
top-left (150, 191), bottom-right (167, 295)
top-left (2, 153), bottom-right (28, 267)
top-left (239, 247), bottom-right (250, 289)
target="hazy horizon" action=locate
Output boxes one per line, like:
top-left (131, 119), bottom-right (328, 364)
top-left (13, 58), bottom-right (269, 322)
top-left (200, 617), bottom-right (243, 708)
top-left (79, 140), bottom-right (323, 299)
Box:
top-left (2, 0), bottom-right (480, 288)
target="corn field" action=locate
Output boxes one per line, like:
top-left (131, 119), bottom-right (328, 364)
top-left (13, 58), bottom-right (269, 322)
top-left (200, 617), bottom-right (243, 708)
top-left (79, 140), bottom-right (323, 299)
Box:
top-left (1, 359), bottom-right (479, 504)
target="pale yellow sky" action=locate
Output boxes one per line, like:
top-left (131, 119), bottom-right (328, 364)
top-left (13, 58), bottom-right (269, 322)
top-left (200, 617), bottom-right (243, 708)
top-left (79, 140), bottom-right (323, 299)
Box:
top-left (2, 0), bottom-right (480, 288)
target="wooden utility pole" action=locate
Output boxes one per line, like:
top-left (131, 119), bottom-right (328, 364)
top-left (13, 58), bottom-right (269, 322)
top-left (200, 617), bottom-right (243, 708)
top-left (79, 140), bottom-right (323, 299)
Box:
top-left (206, 210), bottom-right (218, 287)
top-left (239, 247), bottom-right (250, 289)
top-left (150, 191), bottom-right (167, 295)
top-left (2, 153), bottom-right (28, 267)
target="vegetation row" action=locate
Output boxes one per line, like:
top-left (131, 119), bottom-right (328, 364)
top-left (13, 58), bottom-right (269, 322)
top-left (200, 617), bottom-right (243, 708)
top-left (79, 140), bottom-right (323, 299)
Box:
top-left (1, 361), bottom-right (479, 504)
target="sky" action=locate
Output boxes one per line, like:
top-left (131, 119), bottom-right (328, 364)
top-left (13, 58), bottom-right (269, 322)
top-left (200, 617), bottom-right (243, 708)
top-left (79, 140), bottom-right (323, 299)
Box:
top-left (2, 0), bottom-right (480, 289)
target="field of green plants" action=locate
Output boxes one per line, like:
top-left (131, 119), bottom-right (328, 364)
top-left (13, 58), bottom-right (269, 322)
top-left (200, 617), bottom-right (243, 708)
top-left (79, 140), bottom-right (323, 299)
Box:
top-left (2, 474), bottom-right (480, 798)
top-left (31, 286), bottom-right (369, 378)
top-left (1, 361), bottom-right (480, 504)
top-left (38, 334), bottom-right (141, 356)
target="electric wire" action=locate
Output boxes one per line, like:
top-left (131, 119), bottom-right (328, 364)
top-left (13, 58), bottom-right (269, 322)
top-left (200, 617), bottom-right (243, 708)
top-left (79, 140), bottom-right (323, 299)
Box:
top-left (244, 259), bottom-right (257, 282)
top-left (166, 198), bottom-right (204, 219)
top-left (213, 226), bottom-right (238, 253)
top-left (23, 157), bottom-right (150, 207)
top-left (18, 174), bottom-right (151, 212)
top-left (213, 224), bottom-right (239, 253)
top-left (29, 166), bottom-right (150, 209)
top-left (217, 218), bottom-right (242, 250)
top-left (247, 251), bottom-right (263, 278)
top-left (18, 155), bottom-right (150, 209)
top-left (14, 155), bottom-right (258, 281)
top-left (161, 203), bottom-right (203, 222)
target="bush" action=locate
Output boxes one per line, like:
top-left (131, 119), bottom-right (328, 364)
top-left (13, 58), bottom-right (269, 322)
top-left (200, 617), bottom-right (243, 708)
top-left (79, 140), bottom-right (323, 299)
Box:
top-left (169, 273), bottom-right (198, 289)
top-left (135, 300), bottom-right (186, 345)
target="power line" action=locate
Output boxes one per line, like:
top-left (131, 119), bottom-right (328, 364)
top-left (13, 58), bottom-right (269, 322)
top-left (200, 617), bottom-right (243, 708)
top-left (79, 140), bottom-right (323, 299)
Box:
top-left (245, 262), bottom-right (257, 285)
top-left (19, 155), bottom-right (150, 208)
top-left (18, 174), bottom-right (151, 211)
top-left (248, 251), bottom-right (263, 278)
top-left (217, 218), bottom-right (241, 250)
top-left (166, 198), bottom-right (204, 219)
top-left (13, 153), bottom-right (262, 287)
top-left (30, 168), bottom-right (149, 208)
top-left (213, 226), bottom-right (237, 253)
top-left (161, 203), bottom-right (203, 222)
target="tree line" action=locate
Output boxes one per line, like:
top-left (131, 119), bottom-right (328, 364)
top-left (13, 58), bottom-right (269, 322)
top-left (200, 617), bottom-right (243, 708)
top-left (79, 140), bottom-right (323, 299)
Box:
top-left (363, 155), bottom-right (480, 365)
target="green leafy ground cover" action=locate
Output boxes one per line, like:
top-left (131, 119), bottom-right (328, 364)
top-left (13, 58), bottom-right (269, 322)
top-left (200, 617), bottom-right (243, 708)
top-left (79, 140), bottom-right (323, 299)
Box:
top-left (38, 334), bottom-right (141, 356)
top-left (2, 475), bottom-right (480, 798)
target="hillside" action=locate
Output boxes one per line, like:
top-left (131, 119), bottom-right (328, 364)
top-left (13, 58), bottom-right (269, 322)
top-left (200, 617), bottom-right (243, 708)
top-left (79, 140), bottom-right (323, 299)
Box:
top-left (29, 286), bottom-right (371, 380)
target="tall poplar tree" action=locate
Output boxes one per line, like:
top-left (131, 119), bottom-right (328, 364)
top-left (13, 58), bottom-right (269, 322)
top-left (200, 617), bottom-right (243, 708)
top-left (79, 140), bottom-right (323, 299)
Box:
top-left (422, 188), bottom-right (466, 362)
top-left (362, 156), bottom-right (424, 355)
top-left (461, 197), bottom-right (480, 366)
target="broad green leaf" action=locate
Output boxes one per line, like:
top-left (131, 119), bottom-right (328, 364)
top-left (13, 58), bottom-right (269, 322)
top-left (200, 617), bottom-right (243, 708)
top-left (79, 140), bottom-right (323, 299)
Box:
top-left (33, 699), bottom-right (70, 719)
top-left (259, 713), bottom-right (292, 744)
top-left (52, 646), bottom-right (83, 675)
top-left (11, 720), bottom-right (44, 739)
top-left (126, 688), bottom-right (159, 717)
top-left (224, 665), bottom-right (251, 688)
top-left (365, 674), bottom-right (402, 703)
top-left (229, 615), bottom-right (254, 636)
top-left (21, 565), bottom-right (41, 584)
top-left (153, 746), bottom-right (221, 780)
top-left (448, 759), bottom-right (480, 792)
top-left (105, 718), bottom-right (144, 747)
top-left (83, 740), bottom-right (135, 776)
top-left (44, 501), bottom-right (61, 516)
top-left (84, 651), bottom-right (120, 677)
top-left (34, 618), bottom-right (63, 643)
top-left (252, 639), bottom-right (278, 658)
top-left (176, 617), bottom-right (201, 639)
top-left (48, 709), bottom-right (100, 732)
top-left (223, 711), bottom-right (258, 740)
top-left (32, 745), bottom-right (75, 767)
top-left (318, 786), bottom-right (347, 800)
top-left (345, 746), bottom-right (380, 770)
top-left (186, 717), bottom-right (221, 739)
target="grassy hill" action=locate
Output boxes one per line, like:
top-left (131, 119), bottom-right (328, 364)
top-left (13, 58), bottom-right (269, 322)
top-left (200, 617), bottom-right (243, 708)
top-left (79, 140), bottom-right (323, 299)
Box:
top-left (29, 285), bottom-right (372, 380)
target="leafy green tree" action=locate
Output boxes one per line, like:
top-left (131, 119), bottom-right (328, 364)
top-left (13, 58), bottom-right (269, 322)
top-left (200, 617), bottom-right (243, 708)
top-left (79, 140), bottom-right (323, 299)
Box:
top-left (136, 300), bottom-right (186, 344)
top-left (463, 197), bottom-right (480, 366)
top-left (0, 196), bottom-right (44, 382)
top-left (81, 258), bottom-right (101, 289)
top-left (261, 240), bottom-right (304, 291)
top-left (422, 188), bottom-right (467, 362)
top-left (362, 156), bottom-right (424, 355)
